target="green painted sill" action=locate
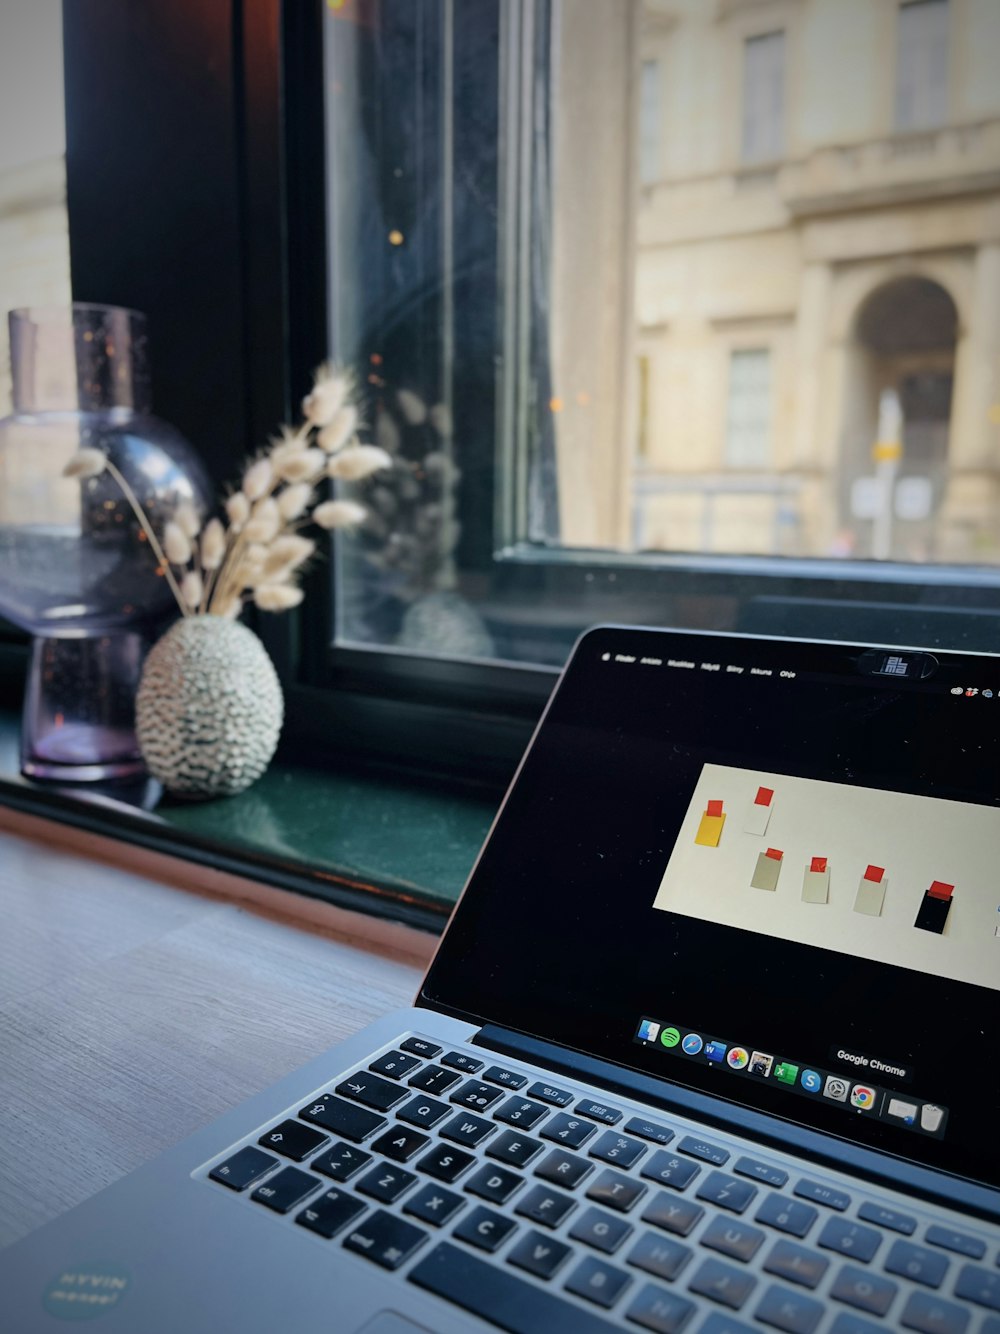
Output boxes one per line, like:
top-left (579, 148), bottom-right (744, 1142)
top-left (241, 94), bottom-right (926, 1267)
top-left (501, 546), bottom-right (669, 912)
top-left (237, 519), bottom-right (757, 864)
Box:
top-left (0, 706), bottom-right (497, 933)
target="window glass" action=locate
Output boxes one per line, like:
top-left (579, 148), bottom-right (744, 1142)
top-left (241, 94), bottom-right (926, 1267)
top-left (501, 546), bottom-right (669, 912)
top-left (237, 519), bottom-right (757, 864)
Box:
top-left (323, 0), bottom-right (1000, 670)
top-left (895, 0), bottom-right (949, 132)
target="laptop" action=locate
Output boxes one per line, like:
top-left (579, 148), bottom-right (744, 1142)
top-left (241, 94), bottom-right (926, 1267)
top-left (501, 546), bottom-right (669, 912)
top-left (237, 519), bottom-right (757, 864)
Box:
top-left (2, 625), bottom-right (999, 1333)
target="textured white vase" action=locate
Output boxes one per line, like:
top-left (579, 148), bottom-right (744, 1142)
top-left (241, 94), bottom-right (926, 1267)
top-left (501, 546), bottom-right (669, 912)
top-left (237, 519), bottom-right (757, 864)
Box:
top-left (136, 616), bottom-right (283, 798)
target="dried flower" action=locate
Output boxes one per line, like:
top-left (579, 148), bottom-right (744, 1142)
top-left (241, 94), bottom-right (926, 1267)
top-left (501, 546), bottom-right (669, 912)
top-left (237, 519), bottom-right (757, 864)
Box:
top-left (213, 593), bottom-right (243, 619)
top-left (274, 447), bottom-right (326, 483)
top-left (326, 444), bottom-right (392, 482)
top-left (254, 583), bottom-right (304, 611)
top-left (242, 457), bottom-right (273, 501)
top-left (313, 499), bottom-right (367, 530)
top-left (243, 497), bottom-right (281, 544)
top-left (200, 518), bottom-right (226, 571)
top-left (237, 543), bottom-right (268, 583)
top-left (302, 364), bottom-right (349, 426)
top-left (397, 388), bottom-right (427, 426)
top-left (174, 501), bottom-right (201, 539)
top-left (164, 521), bottom-right (192, 566)
top-left (180, 569), bottom-right (204, 609)
top-left (375, 410), bottom-right (401, 455)
top-left (317, 404), bottom-right (358, 454)
top-left (277, 483), bottom-right (312, 521)
top-left (263, 535), bottom-right (315, 579)
top-left (225, 491), bottom-right (250, 531)
top-left (62, 449), bottom-right (108, 479)
top-left (429, 402), bottom-right (453, 436)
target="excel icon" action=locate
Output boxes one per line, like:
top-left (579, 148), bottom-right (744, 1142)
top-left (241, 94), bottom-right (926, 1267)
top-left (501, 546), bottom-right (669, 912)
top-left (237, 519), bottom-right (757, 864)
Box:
top-left (774, 1062), bottom-right (799, 1085)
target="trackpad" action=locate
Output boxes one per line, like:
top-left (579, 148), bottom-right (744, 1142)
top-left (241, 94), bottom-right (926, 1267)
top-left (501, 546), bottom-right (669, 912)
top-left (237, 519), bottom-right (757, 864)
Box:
top-left (358, 1313), bottom-right (435, 1334)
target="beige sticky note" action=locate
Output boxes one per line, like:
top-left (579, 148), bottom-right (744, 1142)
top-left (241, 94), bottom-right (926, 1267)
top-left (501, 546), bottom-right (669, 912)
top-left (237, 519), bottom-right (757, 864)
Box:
top-left (750, 849), bottom-right (782, 891)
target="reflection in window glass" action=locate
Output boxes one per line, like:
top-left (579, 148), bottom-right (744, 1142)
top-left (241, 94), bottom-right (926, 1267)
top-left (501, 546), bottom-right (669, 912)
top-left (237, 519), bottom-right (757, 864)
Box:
top-left (324, 1), bottom-right (1000, 668)
top-left (740, 31), bottom-right (785, 165)
top-left (895, 0), bottom-right (949, 133)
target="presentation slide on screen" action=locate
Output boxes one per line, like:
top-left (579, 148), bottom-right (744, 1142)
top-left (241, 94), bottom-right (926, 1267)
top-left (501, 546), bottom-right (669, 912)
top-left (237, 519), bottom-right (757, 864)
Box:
top-left (652, 763), bottom-right (1000, 992)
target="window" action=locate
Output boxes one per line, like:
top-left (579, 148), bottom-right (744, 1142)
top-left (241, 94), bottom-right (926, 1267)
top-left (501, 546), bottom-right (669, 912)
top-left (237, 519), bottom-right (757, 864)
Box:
top-left (638, 59), bottom-right (661, 185)
top-left (895, 0), bottom-right (949, 132)
top-left (740, 31), bottom-right (785, 164)
top-left (725, 350), bottom-right (771, 469)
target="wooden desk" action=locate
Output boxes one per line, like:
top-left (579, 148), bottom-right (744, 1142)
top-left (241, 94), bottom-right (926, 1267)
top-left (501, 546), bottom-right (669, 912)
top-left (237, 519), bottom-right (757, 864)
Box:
top-left (0, 809), bottom-right (433, 1249)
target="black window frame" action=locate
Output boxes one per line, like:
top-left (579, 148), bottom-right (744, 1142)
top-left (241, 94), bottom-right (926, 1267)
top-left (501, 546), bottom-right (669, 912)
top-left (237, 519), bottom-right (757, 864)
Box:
top-left (57, 0), bottom-right (1000, 795)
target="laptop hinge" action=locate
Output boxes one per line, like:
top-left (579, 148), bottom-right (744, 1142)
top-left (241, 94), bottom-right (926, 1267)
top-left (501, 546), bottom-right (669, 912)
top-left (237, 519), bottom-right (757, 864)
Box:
top-left (472, 1023), bottom-right (1000, 1224)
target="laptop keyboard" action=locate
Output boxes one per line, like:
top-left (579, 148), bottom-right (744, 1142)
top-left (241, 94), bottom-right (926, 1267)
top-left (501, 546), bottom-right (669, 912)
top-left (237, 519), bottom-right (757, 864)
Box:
top-left (200, 1034), bottom-right (1000, 1333)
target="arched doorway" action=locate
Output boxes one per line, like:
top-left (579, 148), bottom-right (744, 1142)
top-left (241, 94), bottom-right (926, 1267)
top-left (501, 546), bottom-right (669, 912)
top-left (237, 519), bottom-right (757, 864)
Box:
top-left (842, 276), bottom-right (958, 560)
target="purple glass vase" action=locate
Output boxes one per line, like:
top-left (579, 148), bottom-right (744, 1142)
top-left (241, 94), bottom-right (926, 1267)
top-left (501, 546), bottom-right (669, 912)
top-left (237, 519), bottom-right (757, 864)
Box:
top-left (0, 304), bottom-right (211, 780)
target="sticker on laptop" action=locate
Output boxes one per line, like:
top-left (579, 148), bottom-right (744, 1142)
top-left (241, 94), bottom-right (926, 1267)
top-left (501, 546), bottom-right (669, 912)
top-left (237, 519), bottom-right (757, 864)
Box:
top-left (42, 1264), bottom-right (130, 1321)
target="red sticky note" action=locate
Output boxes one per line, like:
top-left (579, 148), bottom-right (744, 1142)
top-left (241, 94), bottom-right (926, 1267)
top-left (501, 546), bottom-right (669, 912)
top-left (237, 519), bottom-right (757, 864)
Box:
top-left (810, 856), bottom-right (828, 873)
top-left (707, 799), bottom-right (723, 817)
top-left (928, 880), bottom-right (954, 900)
top-left (766, 847), bottom-right (783, 861)
top-left (755, 787), bottom-right (774, 807)
top-left (864, 864), bottom-right (885, 883)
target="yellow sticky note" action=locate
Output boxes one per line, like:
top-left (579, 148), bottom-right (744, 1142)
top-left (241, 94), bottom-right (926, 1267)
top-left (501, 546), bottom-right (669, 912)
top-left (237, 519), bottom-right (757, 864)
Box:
top-left (695, 813), bottom-right (725, 847)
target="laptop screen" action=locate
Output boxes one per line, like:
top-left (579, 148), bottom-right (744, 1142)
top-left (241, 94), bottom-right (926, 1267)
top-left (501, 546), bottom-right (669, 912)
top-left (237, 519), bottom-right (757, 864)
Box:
top-left (421, 627), bottom-right (999, 1191)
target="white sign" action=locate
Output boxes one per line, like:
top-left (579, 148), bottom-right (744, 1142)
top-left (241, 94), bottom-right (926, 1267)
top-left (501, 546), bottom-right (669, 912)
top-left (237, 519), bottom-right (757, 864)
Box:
top-left (850, 476), bottom-right (881, 520)
top-left (894, 476), bottom-right (933, 521)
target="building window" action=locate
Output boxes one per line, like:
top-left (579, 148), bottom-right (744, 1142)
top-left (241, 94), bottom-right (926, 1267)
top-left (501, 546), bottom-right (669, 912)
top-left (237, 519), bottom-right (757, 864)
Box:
top-left (895, 0), bottom-right (949, 132)
top-left (639, 59), bottom-right (661, 185)
top-left (725, 349), bottom-right (772, 469)
top-left (740, 31), bottom-right (785, 164)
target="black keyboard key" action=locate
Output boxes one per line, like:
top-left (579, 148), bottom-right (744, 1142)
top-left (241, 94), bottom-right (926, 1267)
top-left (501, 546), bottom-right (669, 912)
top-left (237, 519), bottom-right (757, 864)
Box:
top-left (440, 1111), bottom-right (495, 1147)
top-left (640, 1151), bottom-right (700, 1190)
top-left (483, 1064), bottom-right (527, 1090)
top-left (953, 1263), bottom-right (1000, 1311)
top-left (487, 1129), bottom-right (544, 1168)
top-left (591, 1130), bottom-right (646, 1169)
top-left (299, 1094), bottom-right (385, 1143)
top-left (453, 1205), bottom-right (518, 1254)
top-left (343, 1208), bottom-right (428, 1270)
top-left (626, 1282), bottom-right (696, 1332)
top-left (734, 1156), bottom-right (788, 1188)
top-left (587, 1168), bottom-right (647, 1213)
top-left (251, 1166), bottom-right (320, 1214)
top-left (688, 1255), bottom-right (757, 1309)
top-left (450, 1080), bottom-right (503, 1112)
top-left (830, 1264), bottom-right (898, 1316)
top-left (699, 1317), bottom-right (755, 1334)
top-left (641, 1191), bottom-right (704, 1237)
top-left (417, 1142), bottom-right (475, 1184)
top-left (793, 1178), bottom-right (850, 1211)
top-left (466, 1163), bottom-right (524, 1204)
top-left (696, 1171), bottom-right (757, 1214)
top-left (396, 1093), bottom-right (451, 1130)
top-left (536, 1148), bottom-right (592, 1189)
top-left (369, 1049), bottom-right (422, 1080)
top-left (312, 1142), bottom-right (372, 1182)
top-left (701, 1217), bottom-right (766, 1263)
top-left (209, 1146), bottom-right (278, 1191)
top-left (762, 1240), bottom-right (829, 1289)
top-left (755, 1194), bottom-right (818, 1238)
top-left (818, 1216), bottom-right (882, 1262)
top-left (829, 1315), bottom-right (885, 1334)
top-left (857, 1201), bottom-right (916, 1235)
top-left (885, 1239), bottom-right (950, 1288)
top-left (411, 1239), bottom-right (622, 1331)
top-left (924, 1224), bottom-right (986, 1260)
top-left (565, 1255), bottom-right (631, 1309)
top-left (576, 1099), bottom-right (623, 1125)
top-left (400, 1036), bottom-right (441, 1059)
top-left (295, 1186), bottom-right (365, 1239)
top-left (404, 1182), bottom-right (465, 1227)
top-left (495, 1096), bottom-right (549, 1130)
top-left (371, 1125), bottom-right (429, 1163)
top-left (627, 1230), bottom-right (691, 1280)
top-left (900, 1290), bottom-right (971, 1333)
top-left (571, 1206), bottom-right (634, 1256)
top-left (257, 1119), bottom-right (327, 1162)
top-left (408, 1063), bottom-right (461, 1095)
top-left (755, 1283), bottom-right (824, 1334)
top-left (441, 1050), bottom-right (483, 1074)
top-left (542, 1112), bottom-right (596, 1149)
top-left (677, 1134), bottom-right (729, 1166)
top-left (625, 1116), bottom-right (675, 1147)
top-left (527, 1081), bottom-right (574, 1107)
top-left (516, 1183), bottom-right (576, 1229)
top-left (508, 1229), bottom-right (574, 1281)
top-left (336, 1071), bottom-right (408, 1112)
top-left (355, 1162), bottom-right (417, 1204)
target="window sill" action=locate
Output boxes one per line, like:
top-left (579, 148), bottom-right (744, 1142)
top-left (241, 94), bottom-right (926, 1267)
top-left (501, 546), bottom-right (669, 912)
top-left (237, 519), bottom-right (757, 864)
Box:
top-left (0, 706), bottom-right (497, 934)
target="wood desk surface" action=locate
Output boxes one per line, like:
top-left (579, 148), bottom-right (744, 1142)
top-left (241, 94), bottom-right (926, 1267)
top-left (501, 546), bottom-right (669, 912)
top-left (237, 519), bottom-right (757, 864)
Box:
top-left (0, 811), bottom-right (432, 1250)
